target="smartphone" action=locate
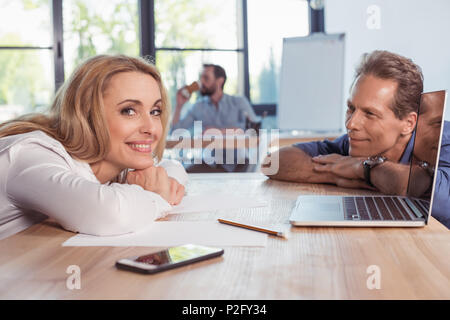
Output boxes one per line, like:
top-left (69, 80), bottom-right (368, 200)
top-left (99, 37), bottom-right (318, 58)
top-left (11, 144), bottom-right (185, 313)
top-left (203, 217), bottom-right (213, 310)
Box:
top-left (115, 244), bottom-right (224, 274)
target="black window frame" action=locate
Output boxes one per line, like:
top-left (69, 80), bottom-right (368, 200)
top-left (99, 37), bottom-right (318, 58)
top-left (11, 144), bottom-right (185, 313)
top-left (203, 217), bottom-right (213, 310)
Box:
top-left (0, 0), bottom-right (63, 96)
top-left (142, 0), bottom-right (247, 108)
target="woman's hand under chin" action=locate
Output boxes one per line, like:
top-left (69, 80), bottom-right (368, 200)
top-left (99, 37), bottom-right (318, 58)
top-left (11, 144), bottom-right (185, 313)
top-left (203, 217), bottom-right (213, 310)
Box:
top-left (126, 166), bottom-right (185, 206)
top-left (167, 177), bottom-right (185, 206)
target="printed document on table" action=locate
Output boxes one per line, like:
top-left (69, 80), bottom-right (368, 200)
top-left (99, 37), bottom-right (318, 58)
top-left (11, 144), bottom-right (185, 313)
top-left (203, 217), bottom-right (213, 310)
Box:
top-left (62, 221), bottom-right (268, 247)
top-left (170, 194), bottom-right (268, 214)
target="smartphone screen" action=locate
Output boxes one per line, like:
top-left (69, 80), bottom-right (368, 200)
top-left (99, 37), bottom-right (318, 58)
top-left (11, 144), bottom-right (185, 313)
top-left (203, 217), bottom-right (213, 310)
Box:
top-left (116, 244), bottom-right (224, 274)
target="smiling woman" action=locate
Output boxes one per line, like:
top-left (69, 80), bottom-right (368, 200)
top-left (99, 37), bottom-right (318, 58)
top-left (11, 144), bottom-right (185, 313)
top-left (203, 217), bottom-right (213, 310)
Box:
top-left (0, 55), bottom-right (188, 240)
top-left (92, 71), bottom-right (165, 182)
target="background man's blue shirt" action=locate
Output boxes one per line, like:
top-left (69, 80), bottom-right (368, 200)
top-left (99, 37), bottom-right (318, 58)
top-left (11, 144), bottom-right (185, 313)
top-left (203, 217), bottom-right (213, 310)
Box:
top-left (293, 123), bottom-right (450, 229)
top-left (172, 93), bottom-right (258, 131)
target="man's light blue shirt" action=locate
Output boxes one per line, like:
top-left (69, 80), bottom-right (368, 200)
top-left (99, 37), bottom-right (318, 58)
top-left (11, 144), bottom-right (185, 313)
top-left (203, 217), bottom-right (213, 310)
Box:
top-left (172, 93), bottom-right (258, 131)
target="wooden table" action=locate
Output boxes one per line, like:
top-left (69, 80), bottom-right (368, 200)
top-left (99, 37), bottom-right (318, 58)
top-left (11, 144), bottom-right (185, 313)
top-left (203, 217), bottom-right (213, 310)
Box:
top-left (0, 172), bottom-right (449, 299)
top-left (165, 133), bottom-right (340, 150)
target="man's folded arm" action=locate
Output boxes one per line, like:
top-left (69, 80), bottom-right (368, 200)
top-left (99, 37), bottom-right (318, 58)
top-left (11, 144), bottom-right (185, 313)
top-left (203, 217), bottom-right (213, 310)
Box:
top-left (263, 146), bottom-right (337, 184)
top-left (263, 135), bottom-right (350, 183)
top-left (370, 161), bottom-right (411, 195)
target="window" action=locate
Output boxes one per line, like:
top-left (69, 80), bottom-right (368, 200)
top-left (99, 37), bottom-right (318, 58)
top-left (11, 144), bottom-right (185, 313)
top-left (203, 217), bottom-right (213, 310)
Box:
top-left (0, 0), bottom-right (54, 121)
top-left (155, 0), bottom-right (238, 49)
top-left (247, 0), bottom-right (309, 105)
top-left (63, 0), bottom-right (140, 77)
top-left (156, 50), bottom-right (241, 119)
top-left (154, 0), bottom-right (242, 113)
top-left (245, 0), bottom-right (309, 129)
top-left (0, 0), bottom-right (318, 125)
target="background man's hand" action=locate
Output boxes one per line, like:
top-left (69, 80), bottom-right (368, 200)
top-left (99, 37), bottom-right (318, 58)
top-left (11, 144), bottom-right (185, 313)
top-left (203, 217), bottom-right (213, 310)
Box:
top-left (176, 88), bottom-right (190, 109)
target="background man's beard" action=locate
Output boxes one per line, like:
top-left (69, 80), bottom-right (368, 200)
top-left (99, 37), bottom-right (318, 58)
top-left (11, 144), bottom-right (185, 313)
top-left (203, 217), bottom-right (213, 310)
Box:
top-left (200, 86), bottom-right (216, 96)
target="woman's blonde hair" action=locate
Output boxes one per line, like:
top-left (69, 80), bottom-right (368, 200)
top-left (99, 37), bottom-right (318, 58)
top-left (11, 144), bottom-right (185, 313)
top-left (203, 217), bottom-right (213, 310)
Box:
top-left (0, 54), bottom-right (171, 163)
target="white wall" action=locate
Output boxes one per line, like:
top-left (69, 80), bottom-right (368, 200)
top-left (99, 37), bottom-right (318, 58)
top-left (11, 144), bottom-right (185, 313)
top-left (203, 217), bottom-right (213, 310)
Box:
top-left (325, 0), bottom-right (450, 121)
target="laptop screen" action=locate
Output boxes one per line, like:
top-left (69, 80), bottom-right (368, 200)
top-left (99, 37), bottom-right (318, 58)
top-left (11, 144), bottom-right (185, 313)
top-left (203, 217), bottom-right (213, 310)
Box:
top-left (407, 90), bottom-right (447, 208)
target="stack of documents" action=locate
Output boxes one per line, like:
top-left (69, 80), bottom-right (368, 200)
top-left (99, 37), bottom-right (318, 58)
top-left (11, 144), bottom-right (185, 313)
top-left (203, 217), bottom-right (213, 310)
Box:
top-left (62, 221), bottom-right (267, 247)
top-left (170, 194), bottom-right (267, 214)
top-left (62, 194), bottom-right (269, 247)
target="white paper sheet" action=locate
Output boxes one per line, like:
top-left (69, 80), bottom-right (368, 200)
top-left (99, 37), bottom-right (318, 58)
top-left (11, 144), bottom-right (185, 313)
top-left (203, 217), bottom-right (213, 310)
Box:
top-left (62, 221), bottom-right (267, 247)
top-left (170, 194), bottom-right (268, 214)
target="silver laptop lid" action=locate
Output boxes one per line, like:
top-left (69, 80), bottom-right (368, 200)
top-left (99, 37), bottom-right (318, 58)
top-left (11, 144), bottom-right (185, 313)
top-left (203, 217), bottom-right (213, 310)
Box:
top-left (407, 90), bottom-right (447, 222)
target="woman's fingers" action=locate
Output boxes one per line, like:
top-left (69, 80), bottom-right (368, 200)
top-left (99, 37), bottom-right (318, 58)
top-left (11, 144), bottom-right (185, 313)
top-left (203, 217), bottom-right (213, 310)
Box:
top-left (168, 179), bottom-right (178, 205)
top-left (167, 178), bottom-right (185, 205)
top-left (174, 184), bottom-right (185, 205)
top-left (126, 170), bottom-right (141, 185)
top-left (153, 167), bottom-right (171, 202)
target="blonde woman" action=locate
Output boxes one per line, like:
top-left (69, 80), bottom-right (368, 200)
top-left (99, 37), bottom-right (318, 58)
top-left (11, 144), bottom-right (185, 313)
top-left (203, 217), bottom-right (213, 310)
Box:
top-left (0, 55), bottom-right (187, 239)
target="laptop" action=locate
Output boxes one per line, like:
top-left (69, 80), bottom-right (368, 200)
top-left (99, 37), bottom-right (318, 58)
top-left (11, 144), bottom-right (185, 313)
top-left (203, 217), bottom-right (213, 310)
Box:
top-left (289, 90), bottom-right (447, 227)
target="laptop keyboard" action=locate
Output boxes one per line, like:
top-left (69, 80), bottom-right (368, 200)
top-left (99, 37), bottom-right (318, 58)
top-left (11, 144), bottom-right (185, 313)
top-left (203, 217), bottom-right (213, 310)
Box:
top-left (343, 196), bottom-right (429, 221)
